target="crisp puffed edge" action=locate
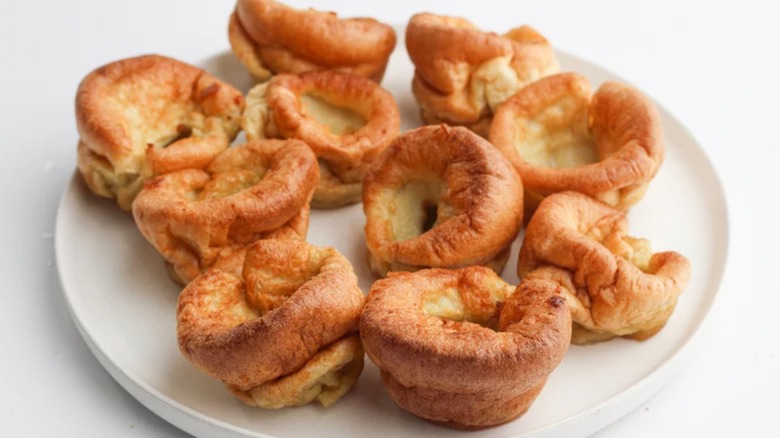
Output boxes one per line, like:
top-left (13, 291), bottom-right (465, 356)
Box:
top-left (406, 13), bottom-right (512, 94)
top-left (233, 0), bottom-right (396, 81)
top-left (367, 240), bottom-right (512, 278)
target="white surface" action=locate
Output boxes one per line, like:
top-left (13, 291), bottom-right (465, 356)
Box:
top-left (55, 49), bottom-right (727, 437)
top-left (0, 0), bottom-right (777, 437)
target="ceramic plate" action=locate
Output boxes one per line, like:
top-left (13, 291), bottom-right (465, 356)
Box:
top-left (56, 48), bottom-right (728, 437)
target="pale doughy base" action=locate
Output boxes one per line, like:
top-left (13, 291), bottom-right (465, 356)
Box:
top-left (230, 336), bottom-right (364, 409)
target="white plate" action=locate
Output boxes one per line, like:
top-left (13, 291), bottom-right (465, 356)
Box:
top-left (56, 49), bottom-right (728, 437)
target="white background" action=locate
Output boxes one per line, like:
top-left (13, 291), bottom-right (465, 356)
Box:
top-left (1, 0), bottom-right (778, 436)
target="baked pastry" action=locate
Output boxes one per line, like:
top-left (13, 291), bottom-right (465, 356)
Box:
top-left (517, 192), bottom-right (691, 344)
top-left (76, 54), bottom-right (243, 210)
top-left (407, 13), bottom-right (558, 137)
top-left (490, 73), bottom-right (664, 212)
top-left (242, 71), bottom-right (400, 208)
top-left (229, 0), bottom-right (396, 82)
top-left (363, 125), bottom-right (523, 277)
top-left (360, 266), bottom-right (571, 428)
top-left (178, 239), bottom-right (365, 408)
top-left (133, 139), bottom-right (318, 285)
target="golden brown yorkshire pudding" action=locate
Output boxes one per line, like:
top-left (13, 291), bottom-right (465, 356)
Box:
top-left (75, 55), bottom-right (244, 210)
top-left (178, 239), bottom-right (365, 408)
top-left (490, 73), bottom-right (664, 212)
top-left (243, 70), bottom-right (400, 208)
top-left (132, 139), bottom-right (319, 285)
top-left (407, 13), bottom-right (558, 137)
top-left (360, 266), bottom-right (571, 428)
top-left (363, 125), bottom-right (523, 277)
top-left (229, 0), bottom-right (396, 82)
top-left (517, 192), bottom-right (691, 344)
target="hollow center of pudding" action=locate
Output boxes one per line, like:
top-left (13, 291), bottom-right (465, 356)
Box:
top-left (300, 93), bottom-right (367, 135)
top-left (163, 123), bottom-right (194, 147)
top-left (390, 180), bottom-right (455, 242)
top-left (196, 168), bottom-right (264, 201)
top-left (422, 279), bottom-right (514, 330)
top-left (109, 79), bottom-right (202, 162)
top-left (516, 95), bottom-right (599, 168)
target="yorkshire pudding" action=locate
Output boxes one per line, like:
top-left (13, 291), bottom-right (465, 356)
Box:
top-left (243, 70), bottom-right (400, 208)
top-left (407, 13), bottom-right (558, 137)
top-left (132, 139), bottom-right (318, 285)
top-left (360, 266), bottom-right (571, 428)
top-left (178, 239), bottom-right (365, 408)
top-left (76, 54), bottom-right (244, 210)
top-left (490, 73), bottom-right (664, 212)
top-left (229, 0), bottom-right (396, 82)
top-left (517, 192), bottom-right (691, 344)
top-left (363, 125), bottom-right (523, 277)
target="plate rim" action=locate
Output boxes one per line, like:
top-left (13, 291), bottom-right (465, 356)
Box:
top-left (55, 48), bottom-right (731, 438)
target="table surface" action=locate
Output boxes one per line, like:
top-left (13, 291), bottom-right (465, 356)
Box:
top-left (1, 0), bottom-right (777, 436)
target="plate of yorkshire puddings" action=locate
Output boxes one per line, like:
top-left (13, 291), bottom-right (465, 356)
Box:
top-left (56, 0), bottom-right (728, 437)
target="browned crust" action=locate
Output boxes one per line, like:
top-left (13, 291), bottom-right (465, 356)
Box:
top-left (75, 54), bottom-right (244, 210)
top-left (363, 125), bottom-right (523, 272)
top-left (406, 13), bottom-right (557, 132)
top-left (382, 373), bottom-right (546, 429)
top-left (132, 140), bottom-right (318, 284)
top-left (163, 203), bottom-right (311, 286)
top-left (228, 11), bottom-right (273, 81)
top-left (232, 0), bottom-right (396, 81)
top-left (490, 73), bottom-right (664, 209)
top-left (517, 192), bottom-right (691, 342)
top-left (360, 267), bottom-right (571, 427)
top-left (267, 71), bottom-right (400, 172)
top-left (177, 240), bottom-right (365, 391)
top-left (406, 14), bottom-right (512, 94)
